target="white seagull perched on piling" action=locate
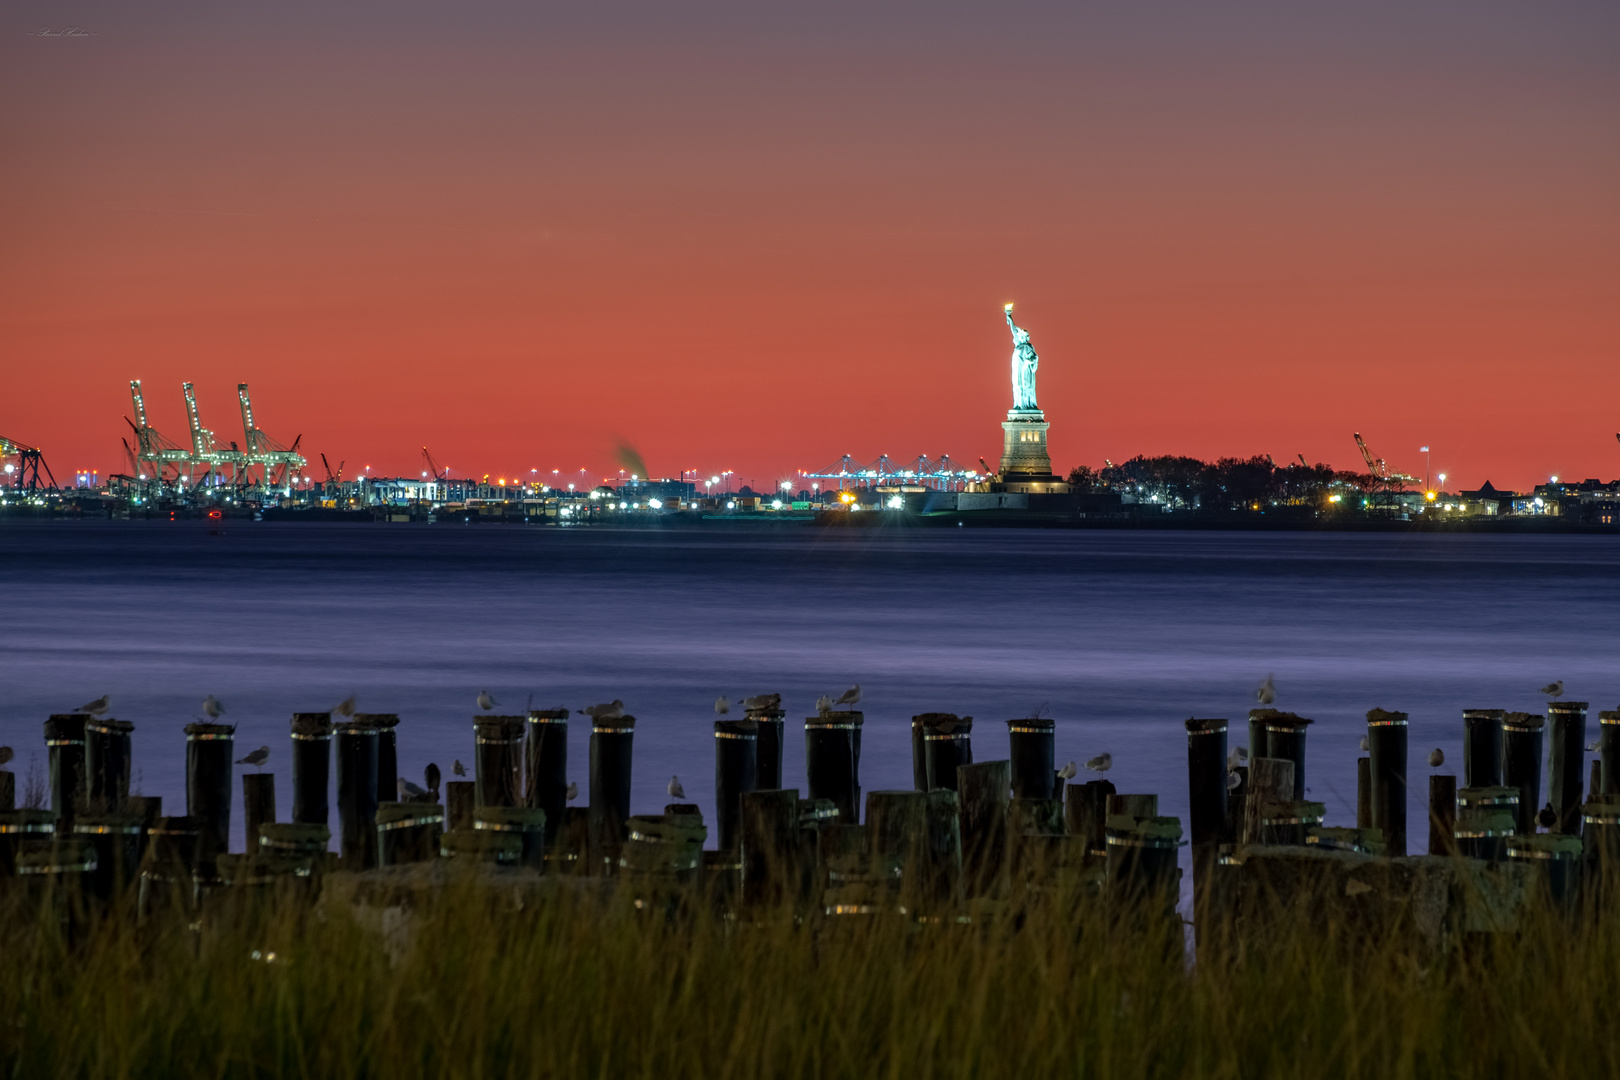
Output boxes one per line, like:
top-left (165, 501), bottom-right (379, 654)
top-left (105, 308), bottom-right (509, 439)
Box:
top-left (1538, 680), bottom-right (1564, 699)
top-left (668, 775), bottom-right (686, 799)
top-left (815, 695), bottom-right (833, 715)
top-left (835, 684), bottom-right (862, 708)
top-left (1587, 738), bottom-right (1602, 753)
top-left (1359, 736), bottom-right (1370, 752)
top-left (1255, 674), bottom-right (1276, 706)
top-left (1057, 761), bottom-right (1078, 781)
top-left (580, 700), bottom-right (625, 721)
top-left (236, 745), bottom-right (269, 769)
top-left (204, 695), bottom-right (226, 720)
top-left (566, 781), bottom-right (578, 801)
top-left (453, 759), bottom-right (466, 777)
top-left (714, 695), bottom-right (730, 715)
top-left (744, 693), bottom-right (781, 711)
top-left (78, 695), bottom-right (110, 717)
top-left (398, 777), bottom-right (428, 799)
top-left (1228, 771), bottom-right (1243, 792)
top-left (1428, 748), bottom-right (1445, 769)
top-left (1084, 753), bottom-right (1112, 774)
top-left (477, 690), bottom-right (498, 711)
top-left (334, 695), bottom-right (356, 718)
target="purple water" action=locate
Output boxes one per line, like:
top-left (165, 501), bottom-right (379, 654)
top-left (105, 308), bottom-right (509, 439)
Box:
top-left (3, 520), bottom-right (1617, 867)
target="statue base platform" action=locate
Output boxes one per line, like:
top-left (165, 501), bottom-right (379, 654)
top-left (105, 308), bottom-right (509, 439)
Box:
top-left (998, 409), bottom-right (1065, 490)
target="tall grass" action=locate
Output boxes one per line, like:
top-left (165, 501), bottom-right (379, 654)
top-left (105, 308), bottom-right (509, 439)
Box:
top-left (1, 868), bottom-right (1618, 1079)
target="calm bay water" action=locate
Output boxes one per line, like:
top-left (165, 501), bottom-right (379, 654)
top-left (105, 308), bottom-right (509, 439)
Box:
top-left (2, 520), bottom-right (1618, 858)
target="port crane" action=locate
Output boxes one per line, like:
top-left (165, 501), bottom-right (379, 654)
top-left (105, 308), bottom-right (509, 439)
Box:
top-left (1352, 432), bottom-right (1419, 511)
top-left (422, 447), bottom-right (447, 482)
top-left (0, 435), bottom-right (56, 492)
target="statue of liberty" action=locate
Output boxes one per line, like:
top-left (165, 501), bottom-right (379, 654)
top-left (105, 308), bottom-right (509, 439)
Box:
top-left (1004, 303), bottom-right (1039, 411)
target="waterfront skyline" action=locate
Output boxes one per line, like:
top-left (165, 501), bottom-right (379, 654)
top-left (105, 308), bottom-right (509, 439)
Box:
top-left (4, 2), bottom-right (1618, 489)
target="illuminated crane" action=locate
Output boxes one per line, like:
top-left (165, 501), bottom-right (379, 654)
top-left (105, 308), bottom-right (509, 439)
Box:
top-left (236, 384), bottom-right (306, 491)
top-left (0, 435), bottom-right (56, 492)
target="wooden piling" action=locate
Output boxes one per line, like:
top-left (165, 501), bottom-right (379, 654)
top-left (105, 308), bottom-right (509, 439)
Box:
top-left (588, 715), bottom-right (636, 873)
top-left (1108, 794), bottom-right (1158, 819)
top-left (44, 713), bottom-right (89, 827)
top-left (714, 718), bottom-right (759, 853)
top-left (866, 790), bottom-right (929, 883)
top-left (911, 716), bottom-right (927, 791)
top-left (475, 806), bottom-right (547, 869)
top-left (473, 716), bottom-right (525, 809)
top-left (334, 720), bottom-right (379, 868)
top-left (85, 718), bottom-right (133, 813)
top-left (1428, 774), bottom-right (1457, 854)
top-left (1006, 718), bottom-right (1055, 799)
top-left (1356, 757), bottom-right (1371, 829)
top-left (446, 780), bottom-right (476, 832)
top-left (1247, 715), bottom-right (1269, 768)
top-left (289, 713), bottom-right (333, 826)
top-left (362, 714), bottom-right (400, 806)
top-left (919, 714), bottom-right (972, 792)
top-left (1601, 710), bottom-right (1620, 797)
top-left (1501, 712), bottom-right (1544, 833)
top-left (525, 708), bottom-right (569, 841)
top-left (805, 711), bottom-right (862, 824)
top-left (242, 773), bottom-right (276, 853)
top-left (750, 708), bottom-right (786, 791)
top-left (1079, 778), bottom-right (1116, 855)
top-left (1591, 759), bottom-right (1604, 806)
top-left (924, 789), bottom-right (963, 905)
top-left (1251, 712), bottom-right (1310, 799)
top-left (1547, 701), bottom-right (1588, 835)
top-left (1456, 786), bottom-right (1518, 860)
top-left (1243, 758), bottom-right (1294, 844)
top-left (1184, 718), bottom-right (1229, 849)
top-left (184, 722), bottom-right (234, 861)
top-left (0, 771), bottom-right (13, 812)
top-left (73, 813), bottom-right (143, 901)
top-left (741, 788), bottom-right (799, 907)
top-left (1367, 708), bottom-right (1408, 856)
top-left (1463, 708), bottom-right (1505, 788)
top-left (957, 759), bottom-right (1010, 892)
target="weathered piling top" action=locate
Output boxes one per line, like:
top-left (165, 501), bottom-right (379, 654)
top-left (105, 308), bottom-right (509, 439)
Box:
top-left (715, 718), bottom-right (758, 735)
top-left (1458, 786), bottom-right (1521, 808)
top-left (590, 714), bottom-right (636, 731)
top-left (355, 713), bottom-right (400, 730)
top-left (333, 718), bottom-right (379, 735)
top-left (745, 707), bottom-right (786, 720)
top-left (290, 712), bottom-right (333, 738)
top-left (473, 716), bottom-right (525, 743)
top-left (1249, 709), bottom-right (1311, 731)
top-left (1502, 712), bottom-right (1545, 731)
top-left (917, 713), bottom-right (971, 734)
top-left (86, 718), bottom-right (134, 735)
top-left (44, 714), bottom-right (89, 740)
top-left (1184, 717), bottom-right (1227, 734)
top-left (0, 809), bottom-right (56, 834)
top-left (1600, 710), bottom-right (1620, 725)
top-left (1366, 708), bottom-right (1407, 725)
top-left (1463, 708), bottom-right (1506, 720)
top-left (1006, 717), bottom-right (1053, 732)
top-left (260, 822), bottom-right (331, 851)
top-left (807, 711), bottom-right (862, 726)
top-left (526, 708), bottom-right (569, 722)
top-left (184, 722), bottom-right (235, 740)
top-left (475, 806), bottom-right (546, 830)
top-left (1547, 701), bottom-right (1589, 717)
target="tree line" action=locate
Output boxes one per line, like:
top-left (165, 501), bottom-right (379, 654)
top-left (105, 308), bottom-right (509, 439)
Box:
top-left (1065, 455), bottom-right (1372, 510)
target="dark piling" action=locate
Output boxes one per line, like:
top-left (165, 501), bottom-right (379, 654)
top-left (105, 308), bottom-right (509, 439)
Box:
top-left (1601, 710), bottom-right (1620, 797)
top-left (1501, 712), bottom-right (1545, 834)
top-left (85, 717), bottom-right (133, 813)
top-left (362, 714), bottom-right (400, 805)
top-left (0, 771), bottom-right (13, 812)
top-left (588, 715), bottom-right (636, 873)
top-left (0, 809), bottom-right (55, 876)
top-left (911, 716), bottom-right (927, 791)
top-left (920, 714), bottom-right (973, 792)
top-left (1184, 718), bottom-right (1229, 848)
top-left (1367, 708), bottom-right (1409, 856)
top-left (1244, 758), bottom-right (1294, 844)
top-left (334, 719), bottom-right (379, 868)
top-left (72, 813), bottom-right (143, 901)
top-left (1252, 711), bottom-right (1310, 799)
top-left (136, 816), bottom-right (200, 919)
top-left (750, 708), bottom-right (786, 791)
top-left (1007, 718), bottom-right (1055, 799)
top-left (445, 781), bottom-right (475, 832)
top-left (184, 723), bottom-right (234, 861)
top-left (474, 716), bottom-right (525, 809)
top-left (1463, 708), bottom-right (1505, 788)
top-left (525, 708), bottom-right (569, 842)
top-left (242, 773), bottom-right (276, 851)
top-left (1355, 757), bottom-right (1371, 829)
top-left (44, 714), bottom-right (88, 827)
top-left (741, 788), bottom-right (800, 907)
top-left (289, 713), bottom-right (333, 826)
top-left (714, 718), bottom-right (759, 854)
top-left (1429, 774), bottom-right (1457, 854)
top-left (805, 711), bottom-right (862, 823)
top-left (957, 759), bottom-right (1010, 892)
top-left (475, 806), bottom-right (547, 870)
top-left (1456, 787), bottom-right (1518, 860)
top-left (376, 801), bottom-right (442, 865)
top-left (1547, 701), bottom-right (1588, 836)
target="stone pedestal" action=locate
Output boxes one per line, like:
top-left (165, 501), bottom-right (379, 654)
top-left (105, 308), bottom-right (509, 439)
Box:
top-left (999, 409), bottom-right (1052, 476)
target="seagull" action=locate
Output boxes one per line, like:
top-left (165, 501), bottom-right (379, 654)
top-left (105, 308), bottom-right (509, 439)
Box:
top-left (398, 777), bottom-right (428, 799)
top-left (1587, 738), bottom-right (1602, 753)
top-left (834, 684), bottom-right (862, 707)
top-left (235, 745), bottom-right (269, 769)
top-left (1255, 674), bottom-right (1276, 706)
top-left (1084, 753), bottom-right (1112, 774)
top-left (580, 700), bottom-right (625, 721)
top-left (667, 775), bottom-right (685, 799)
top-left (1538, 681), bottom-right (1564, 699)
top-left (477, 690), bottom-right (498, 711)
top-left (815, 695), bottom-right (833, 715)
top-left (1057, 761), bottom-right (1078, 781)
top-left (78, 695), bottom-right (110, 717)
top-left (334, 695), bottom-right (356, 718)
top-left (1428, 748), bottom-right (1445, 769)
top-left (425, 763), bottom-right (441, 795)
top-left (1359, 736), bottom-right (1370, 752)
top-left (1227, 770), bottom-right (1243, 792)
top-left (204, 695), bottom-right (226, 720)
top-left (565, 781), bottom-right (578, 801)
top-left (743, 693), bottom-right (781, 711)
top-left (1537, 803), bottom-right (1558, 829)
top-left (453, 759), bottom-right (466, 777)
top-left (714, 695), bottom-right (730, 715)
top-left (1227, 746), bottom-right (1248, 769)
top-left (0, 746), bottom-right (14, 767)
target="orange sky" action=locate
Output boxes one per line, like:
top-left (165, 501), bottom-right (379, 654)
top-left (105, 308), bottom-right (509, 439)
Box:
top-left (3, 2), bottom-right (1617, 490)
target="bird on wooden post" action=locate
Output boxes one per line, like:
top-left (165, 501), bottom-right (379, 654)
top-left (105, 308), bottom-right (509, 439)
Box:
top-left (1538, 680), bottom-right (1564, 699)
top-left (79, 695), bottom-right (110, 717)
top-left (565, 781), bottom-right (578, 801)
top-left (580, 700), bottom-right (625, 721)
top-left (815, 695), bottom-right (833, 715)
top-left (425, 763), bottom-right (441, 796)
top-left (1255, 674), bottom-right (1276, 706)
top-left (398, 777), bottom-right (428, 799)
top-left (1084, 753), bottom-right (1112, 774)
top-left (835, 684), bottom-right (862, 707)
top-left (1227, 746), bottom-right (1248, 769)
top-left (477, 690), bottom-right (498, 712)
top-left (453, 760), bottom-right (466, 777)
top-left (1057, 761), bottom-right (1078, 781)
top-left (714, 695), bottom-right (730, 715)
top-left (668, 775), bottom-right (685, 799)
top-left (1538, 803), bottom-right (1558, 829)
top-left (203, 695), bottom-right (226, 720)
top-left (236, 746), bottom-right (269, 770)
top-left (1428, 748), bottom-right (1445, 769)
top-left (334, 695), bottom-right (356, 718)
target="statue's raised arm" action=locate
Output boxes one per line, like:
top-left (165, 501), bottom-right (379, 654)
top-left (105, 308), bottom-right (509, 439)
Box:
top-left (1004, 304), bottom-right (1040, 411)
